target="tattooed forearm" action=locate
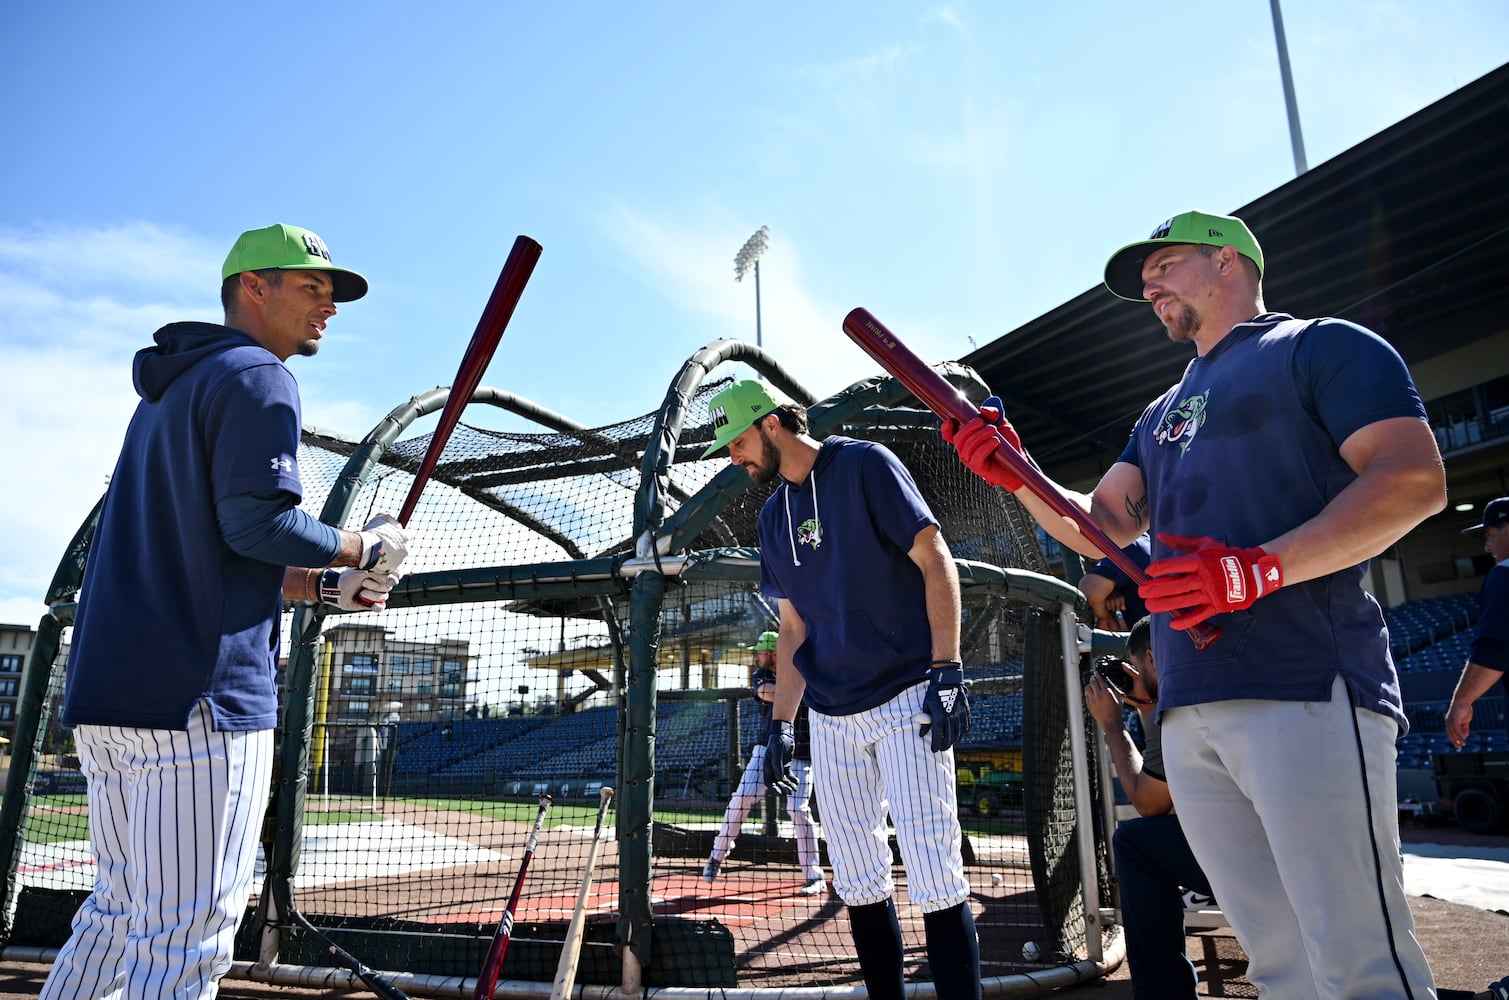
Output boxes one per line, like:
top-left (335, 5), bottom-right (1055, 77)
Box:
top-left (1125, 492), bottom-right (1148, 528)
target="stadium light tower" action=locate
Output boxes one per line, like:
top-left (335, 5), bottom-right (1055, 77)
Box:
top-left (1270, 0), bottom-right (1308, 175)
top-left (734, 226), bottom-right (770, 347)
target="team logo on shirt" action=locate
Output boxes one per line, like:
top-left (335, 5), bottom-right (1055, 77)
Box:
top-left (1154, 390), bottom-right (1209, 455)
top-left (796, 517), bottom-right (823, 550)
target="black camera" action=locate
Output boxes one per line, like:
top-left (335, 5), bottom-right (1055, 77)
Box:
top-left (1082, 655), bottom-right (1135, 697)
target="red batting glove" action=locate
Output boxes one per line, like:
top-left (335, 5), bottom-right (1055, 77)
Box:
top-left (1138, 533), bottom-right (1284, 630)
top-left (940, 398), bottom-right (1026, 492)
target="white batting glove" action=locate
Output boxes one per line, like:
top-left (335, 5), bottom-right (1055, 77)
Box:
top-left (357, 513), bottom-right (410, 573)
top-left (319, 569), bottom-right (402, 612)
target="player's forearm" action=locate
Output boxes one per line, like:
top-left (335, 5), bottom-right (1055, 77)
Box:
top-left (283, 567), bottom-right (320, 603)
top-left (771, 601), bottom-right (807, 722)
top-left (911, 527), bottom-right (962, 662)
top-left (1017, 467), bottom-right (1145, 558)
top-left (1449, 662), bottom-right (1505, 710)
top-left (769, 663), bottom-right (805, 721)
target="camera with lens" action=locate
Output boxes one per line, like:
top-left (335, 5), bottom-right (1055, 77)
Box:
top-left (1081, 654), bottom-right (1135, 697)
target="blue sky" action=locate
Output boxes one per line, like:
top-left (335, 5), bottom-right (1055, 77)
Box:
top-left (2, 1), bottom-right (1506, 628)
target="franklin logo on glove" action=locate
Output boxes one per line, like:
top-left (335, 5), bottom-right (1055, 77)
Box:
top-left (1140, 533), bottom-right (1283, 630)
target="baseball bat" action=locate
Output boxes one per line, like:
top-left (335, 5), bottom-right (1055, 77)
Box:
top-left (288, 908), bottom-right (410, 1000)
top-left (472, 795), bottom-right (553, 1000)
top-left (840, 306), bottom-right (1221, 650)
top-left (397, 235), bottom-right (543, 526)
top-left (548, 786), bottom-right (615, 1000)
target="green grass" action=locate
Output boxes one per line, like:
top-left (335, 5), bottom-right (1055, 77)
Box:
top-left (20, 809), bottom-right (90, 844)
top-left (12, 792), bottom-right (1022, 840)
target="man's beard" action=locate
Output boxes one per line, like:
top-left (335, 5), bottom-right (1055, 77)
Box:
top-left (748, 431), bottom-right (782, 485)
top-left (296, 338), bottom-right (321, 358)
top-left (1162, 300), bottom-right (1200, 343)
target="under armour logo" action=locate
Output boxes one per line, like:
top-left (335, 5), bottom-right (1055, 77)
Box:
top-left (939, 688), bottom-right (958, 713)
top-left (271, 456), bottom-right (293, 472)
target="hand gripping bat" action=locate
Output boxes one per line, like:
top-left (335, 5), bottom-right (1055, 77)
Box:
top-left (841, 306), bottom-right (1220, 650)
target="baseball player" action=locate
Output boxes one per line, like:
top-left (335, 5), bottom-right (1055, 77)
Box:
top-left (702, 630), bottom-right (826, 895)
top-left (946, 210), bottom-right (1441, 997)
top-left (41, 225), bottom-right (411, 999)
top-left (702, 380), bottom-right (980, 1000)
top-left (1446, 497), bottom-right (1509, 747)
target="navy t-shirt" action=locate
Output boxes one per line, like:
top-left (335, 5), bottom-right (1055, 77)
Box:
top-left (1471, 561), bottom-right (1509, 675)
top-left (758, 437), bottom-right (939, 715)
top-left (1117, 315), bottom-right (1425, 729)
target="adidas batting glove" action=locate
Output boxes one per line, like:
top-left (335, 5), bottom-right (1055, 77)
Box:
top-left (764, 721), bottom-right (798, 794)
top-left (921, 661), bottom-right (971, 752)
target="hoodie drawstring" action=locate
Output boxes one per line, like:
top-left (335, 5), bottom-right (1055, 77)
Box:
top-left (783, 464), bottom-right (820, 567)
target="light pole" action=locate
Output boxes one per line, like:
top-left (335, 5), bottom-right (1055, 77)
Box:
top-left (1270, 0), bottom-right (1308, 175)
top-left (734, 226), bottom-right (769, 347)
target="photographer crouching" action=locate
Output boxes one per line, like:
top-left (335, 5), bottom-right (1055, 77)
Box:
top-left (1085, 616), bottom-right (1217, 999)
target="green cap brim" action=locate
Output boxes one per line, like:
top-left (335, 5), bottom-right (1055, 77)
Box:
top-left (222, 224), bottom-right (369, 302)
top-left (1103, 211), bottom-right (1263, 302)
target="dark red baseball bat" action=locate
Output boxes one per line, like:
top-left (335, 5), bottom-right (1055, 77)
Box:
top-left (841, 306), bottom-right (1220, 650)
top-left (398, 235), bottom-right (543, 526)
top-left (472, 795), bottom-right (552, 1000)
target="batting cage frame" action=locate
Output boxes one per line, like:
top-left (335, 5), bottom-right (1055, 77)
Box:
top-left (0, 338), bottom-right (1128, 997)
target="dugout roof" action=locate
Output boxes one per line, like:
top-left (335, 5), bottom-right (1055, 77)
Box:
top-left (965, 61), bottom-right (1509, 506)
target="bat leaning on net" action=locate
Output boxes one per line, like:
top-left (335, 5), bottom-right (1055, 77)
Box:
top-left (396, 234), bottom-right (543, 526)
top-left (548, 786), bottom-right (615, 1000)
top-left (288, 907), bottom-right (411, 1000)
top-left (472, 794), bottom-right (554, 1000)
top-left (840, 306), bottom-right (1221, 650)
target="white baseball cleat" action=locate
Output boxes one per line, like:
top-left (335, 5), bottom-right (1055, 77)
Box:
top-left (798, 877), bottom-right (827, 896)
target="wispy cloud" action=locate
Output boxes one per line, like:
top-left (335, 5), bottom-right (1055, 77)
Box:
top-left (0, 222), bottom-right (381, 627)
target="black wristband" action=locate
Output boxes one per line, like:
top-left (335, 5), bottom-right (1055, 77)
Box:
top-left (930, 659), bottom-right (963, 667)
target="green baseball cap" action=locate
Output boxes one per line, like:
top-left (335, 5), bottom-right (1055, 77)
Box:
top-left (1103, 210), bottom-right (1264, 302)
top-left (221, 224), bottom-right (369, 302)
top-left (749, 630), bottom-right (778, 652)
top-left (700, 379), bottom-right (789, 459)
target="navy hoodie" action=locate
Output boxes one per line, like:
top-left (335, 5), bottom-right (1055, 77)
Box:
top-left (64, 322), bottom-right (310, 731)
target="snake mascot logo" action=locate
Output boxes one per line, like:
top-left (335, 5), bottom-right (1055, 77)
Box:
top-left (1155, 389), bottom-right (1209, 455)
top-left (796, 518), bottom-right (823, 550)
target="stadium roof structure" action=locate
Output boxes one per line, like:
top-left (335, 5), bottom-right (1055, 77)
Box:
top-left (965, 61), bottom-right (1509, 510)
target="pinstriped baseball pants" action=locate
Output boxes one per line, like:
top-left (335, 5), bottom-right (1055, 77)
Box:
top-left (809, 680), bottom-right (970, 911)
top-left (40, 701), bottom-right (274, 1000)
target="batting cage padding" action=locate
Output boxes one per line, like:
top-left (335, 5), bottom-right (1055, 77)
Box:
top-left (0, 341), bottom-right (1116, 996)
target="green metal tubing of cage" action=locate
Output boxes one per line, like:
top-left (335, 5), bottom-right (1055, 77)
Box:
top-left (261, 383), bottom-right (644, 962)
